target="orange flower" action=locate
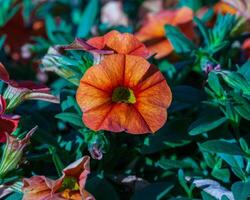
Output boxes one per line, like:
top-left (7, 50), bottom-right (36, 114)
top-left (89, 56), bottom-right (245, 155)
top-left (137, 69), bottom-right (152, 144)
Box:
top-left (135, 7), bottom-right (195, 59)
top-left (22, 156), bottom-right (94, 200)
top-left (214, 1), bottom-right (237, 15)
top-left (65, 30), bottom-right (150, 59)
top-left (222, 0), bottom-right (250, 19)
top-left (76, 54), bottom-right (172, 134)
top-left (197, 2), bottom-right (237, 28)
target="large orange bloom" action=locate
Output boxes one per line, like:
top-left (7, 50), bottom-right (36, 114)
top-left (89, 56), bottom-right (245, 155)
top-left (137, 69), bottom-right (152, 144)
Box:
top-left (76, 54), bottom-right (172, 134)
top-left (135, 7), bottom-right (195, 59)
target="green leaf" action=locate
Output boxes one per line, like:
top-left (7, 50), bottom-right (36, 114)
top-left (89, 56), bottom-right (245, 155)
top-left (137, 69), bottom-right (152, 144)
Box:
top-left (45, 15), bottom-right (71, 44)
top-left (60, 91), bottom-right (81, 114)
top-left (209, 14), bottom-right (237, 53)
top-left (231, 93), bottom-right (250, 121)
top-left (194, 17), bottom-right (210, 46)
top-left (156, 158), bottom-right (198, 170)
top-left (221, 72), bottom-right (250, 95)
top-left (141, 119), bottom-right (191, 154)
top-left (131, 182), bottom-right (174, 200)
top-left (0, 35), bottom-right (6, 49)
top-left (201, 8), bottom-right (214, 23)
top-left (49, 146), bottom-right (65, 176)
top-left (178, 0), bottom-right (202, 11)
top-left (201, 191), bottom-right (217, 200)
top-left (239, 60), bottom-right (250, 80)
top-left (86, 176), bottom-right (119, 200)
top-left (232, 181), bottom-right (250, 200)
top-left (211, 168), bottom-right (230, 183)
top-left (208, 72), bottom-right (223, 97)
top-left (219, 154), bottom-right (246, 180)
top-left (188, 116), bottom-right (227, 135)
top-left (200, 140), bottom-right (243, 155)
top-left (239, 138), bottom-right (249, 153)
top-left (178, 169), bottom-right (192, 197)
top-left (165, 25), bottom-right (196, 54)
top-left (55, 112), bottom-right (84, 127)
top-left (45, 15), bottom-right (57, 43)
top-left (76, 0), bottom-right (98, 37)
top-left (170, 86), bottom-right (206, 112)
top-left (5, 192), bottom-right (23, 200)
top-left (159, 60), bottom-right (176, 80)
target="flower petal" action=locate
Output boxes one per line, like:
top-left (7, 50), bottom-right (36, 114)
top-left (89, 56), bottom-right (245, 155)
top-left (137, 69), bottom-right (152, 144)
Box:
top-left (147, 40), bottom-right (173, 59)
top-left (78, 54), bottom-right (125, 92)
top-left (135, 101), bottom-right (167, 133)
top-left (60, 156), bottom-right (92, 198)
top-left (135, 11), bottom-right (175, 41)
top-left (124, 55), bottom-right (151, 88)
top-left (135, 77), bottom-right (171, 132)
top-left (62, 156), bottom-right (90, 180)
top-left (214, 2), bottom-right (237, 15)
top-left (83, 190), bottom-right (96, 200)
top-left (88, 30), bottom-right (150, 58)
top-left (83, 103), bottom-right (151, 134)
top-left (64, 38), bottom-right (114, 55)
top-left (0, 95), bottom-right (6, 114)
top-left (172, 7), bottom-right (193, 25)
top-left (0, 117), bottom-right (19, 142)
top-left (0, 63), bottom-right (10, 82)
top-left (83, 103), bottom-right (114, 131)
top-left (76, 82), bottom-right (111, 112)
top-left (105, 31), bottom-right (150, 57)
top-left (136, 7), bottom-right (194, 59)
top-left (22, 176), bottom-right (54, 200)
top-left (25, 92), bottom-right (60, 104)
top-left (87, 35), bottom-right (106, 49)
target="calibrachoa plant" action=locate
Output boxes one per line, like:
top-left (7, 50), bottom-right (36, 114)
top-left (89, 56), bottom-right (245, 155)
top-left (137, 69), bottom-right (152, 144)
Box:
top-left (0, 0), bottom-right (250, 200)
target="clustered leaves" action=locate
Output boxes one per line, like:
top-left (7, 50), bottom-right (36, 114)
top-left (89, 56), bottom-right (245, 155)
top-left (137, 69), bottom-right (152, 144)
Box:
top-left (0, 0), bottom-right (250, 199)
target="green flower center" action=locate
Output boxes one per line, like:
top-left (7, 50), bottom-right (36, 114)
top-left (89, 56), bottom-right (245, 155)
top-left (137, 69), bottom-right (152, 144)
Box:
top-left (60, 177), bottom-right (79, 191)
top-left (112, 87), bottom-right (136, 104)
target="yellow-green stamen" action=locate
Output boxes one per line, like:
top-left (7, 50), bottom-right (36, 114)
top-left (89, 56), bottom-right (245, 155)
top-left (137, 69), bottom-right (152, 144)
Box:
top-left (112, 87), bottom-right (136, 104)
top-left (60, 177), bottom-right (80, 191)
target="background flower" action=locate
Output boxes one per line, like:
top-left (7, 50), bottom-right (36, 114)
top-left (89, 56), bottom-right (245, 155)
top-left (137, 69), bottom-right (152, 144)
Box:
top-left (65, 30), bottom-right (150, 60)
top-left (0, 95), bottom-right (19, 142)
top-left (0, 63), bottom-right (59, 111)
top-left (136, 7), bottom-right (195, 59)
top-left (22, 156), bottom-right (94, 200)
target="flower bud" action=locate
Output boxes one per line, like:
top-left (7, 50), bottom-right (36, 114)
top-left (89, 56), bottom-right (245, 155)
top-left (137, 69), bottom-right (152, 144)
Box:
top-left (87, 132), bottom-right (109, 160)
top-left (0, 126), bottom-right (38, 177)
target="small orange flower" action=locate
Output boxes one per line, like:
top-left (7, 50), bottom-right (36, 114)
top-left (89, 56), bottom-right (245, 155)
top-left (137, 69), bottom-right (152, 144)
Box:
top-left (135, 7), bottom-right (195, 59)
top-left (214, 1), bottom-right (237, 15)
top-left (197, 2), bottom-right (237, 28)
top-left (222, 0), bottom-right (250, 19)
top-left (22, 156), bottom-right (94, 200)
top-left (76, 54), bottom-right (172, 134)
top-left (87, 30), bottom-right (150, 58)
top-left (65, 30), bottom-right (150, 59)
